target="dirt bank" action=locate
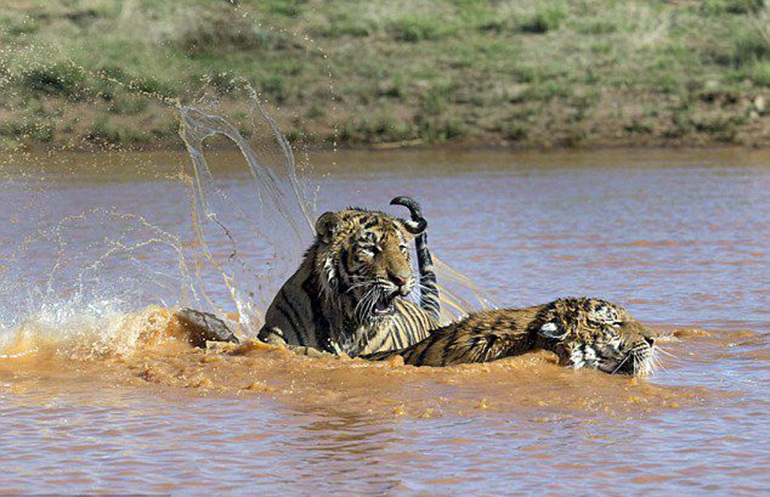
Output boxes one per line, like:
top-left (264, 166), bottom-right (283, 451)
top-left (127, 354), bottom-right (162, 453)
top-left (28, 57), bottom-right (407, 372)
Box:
top-left (2, 1), bottom-right (770, 152)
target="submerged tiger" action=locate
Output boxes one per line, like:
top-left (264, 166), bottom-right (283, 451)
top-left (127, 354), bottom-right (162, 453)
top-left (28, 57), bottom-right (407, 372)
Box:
top-left (365, 297), bottom-right (658, 376)
top-left (257, 196), bottom-right (441, 357)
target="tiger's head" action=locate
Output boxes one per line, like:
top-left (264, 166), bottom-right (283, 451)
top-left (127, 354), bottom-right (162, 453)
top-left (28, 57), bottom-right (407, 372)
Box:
top-left (536, 297), bottom-right (657, 376)
top-left (313, 207), bottom-right (425, 324)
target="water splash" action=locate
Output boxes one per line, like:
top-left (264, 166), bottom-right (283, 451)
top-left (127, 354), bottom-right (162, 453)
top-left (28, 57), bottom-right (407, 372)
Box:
top-left (174, 80), bottom-right (493, 327)
top-left (178, 88), bottom-right (316, 330)
top-left (0, 37), bottom-right (492, 362)
top-left (433, 258), bottom-right (495, 320)
top-left (0, 302), bottom-right (176, 362)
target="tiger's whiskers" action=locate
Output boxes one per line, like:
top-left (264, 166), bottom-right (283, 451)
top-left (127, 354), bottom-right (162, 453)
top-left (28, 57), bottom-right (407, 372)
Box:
top-left (611, 354), bottom-right (632, 375)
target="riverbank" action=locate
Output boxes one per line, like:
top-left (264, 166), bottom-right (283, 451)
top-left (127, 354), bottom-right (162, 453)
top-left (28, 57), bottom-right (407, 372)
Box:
top-left (2, 0), bottom-right (770, 152)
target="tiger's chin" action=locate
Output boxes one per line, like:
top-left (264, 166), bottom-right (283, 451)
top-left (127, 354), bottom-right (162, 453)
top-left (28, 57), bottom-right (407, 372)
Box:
top-left (570, 344), bottom-right (656, 376)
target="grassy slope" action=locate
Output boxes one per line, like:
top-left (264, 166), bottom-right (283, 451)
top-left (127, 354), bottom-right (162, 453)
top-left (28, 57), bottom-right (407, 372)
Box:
top-left (1, 0), bottom-right (770, 151)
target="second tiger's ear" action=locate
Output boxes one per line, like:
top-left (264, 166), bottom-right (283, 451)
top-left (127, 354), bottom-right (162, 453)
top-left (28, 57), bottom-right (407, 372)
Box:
top-left (539, 321), bottom-right (567, 340)
top-left (315, 212), bottom-right (340, 244)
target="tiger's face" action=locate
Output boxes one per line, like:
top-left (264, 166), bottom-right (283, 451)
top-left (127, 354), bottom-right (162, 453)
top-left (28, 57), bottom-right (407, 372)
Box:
top-left (314, 209), bottom-right (421, 323)
top-left (537, 298), bottom-right (657, 376)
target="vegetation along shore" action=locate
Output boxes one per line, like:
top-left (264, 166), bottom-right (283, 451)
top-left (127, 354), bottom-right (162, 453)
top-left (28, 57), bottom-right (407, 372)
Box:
top-left (2, 0), bottom-right (770, 152)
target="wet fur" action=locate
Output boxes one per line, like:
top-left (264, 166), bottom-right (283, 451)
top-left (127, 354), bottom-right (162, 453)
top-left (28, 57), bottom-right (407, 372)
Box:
top-left (365, 297), bottom-right (658, 376)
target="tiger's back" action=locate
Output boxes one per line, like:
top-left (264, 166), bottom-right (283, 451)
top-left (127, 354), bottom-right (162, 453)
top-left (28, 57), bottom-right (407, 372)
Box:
top-left (365, 297), bottom-right (658, 376)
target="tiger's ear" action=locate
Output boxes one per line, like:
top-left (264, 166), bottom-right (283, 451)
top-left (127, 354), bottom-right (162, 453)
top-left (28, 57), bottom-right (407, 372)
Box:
top-left (539, 321), bottom-right (567, 340)
top-left (315, 212), bottom-right (340, 244)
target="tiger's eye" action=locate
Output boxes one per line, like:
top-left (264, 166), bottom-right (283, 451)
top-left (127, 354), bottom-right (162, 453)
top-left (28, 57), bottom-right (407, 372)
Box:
top-left (358, 245), bottom-right (377, 258)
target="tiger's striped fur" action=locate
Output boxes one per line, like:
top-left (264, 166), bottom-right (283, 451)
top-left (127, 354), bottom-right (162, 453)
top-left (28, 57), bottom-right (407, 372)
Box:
top-left (258, 198), bottom-right (440, 357)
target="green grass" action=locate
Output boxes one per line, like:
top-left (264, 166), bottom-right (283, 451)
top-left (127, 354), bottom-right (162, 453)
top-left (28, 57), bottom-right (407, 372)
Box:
top-left (1, 0), bottom-right (770, 150)
top-left (388, 15), bottom-right (453, 42)
top-left (518, 4), bottom-right (567, 34)
top-left (750, 61), bottom-right (770, 86)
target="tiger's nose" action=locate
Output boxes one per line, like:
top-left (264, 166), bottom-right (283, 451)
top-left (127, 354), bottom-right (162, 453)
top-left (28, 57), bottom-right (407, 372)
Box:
top-left (388, 272), bottom-right (408, 292)
top-left (390, 273), bottom-right (406, 287)
top-left (644, 336), bottom-right (655, 347)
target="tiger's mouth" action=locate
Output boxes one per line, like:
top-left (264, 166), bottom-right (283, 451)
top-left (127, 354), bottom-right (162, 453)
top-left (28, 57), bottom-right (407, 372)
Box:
top-left (598, 349), bottom-right (656, 376)
top-left (354, 285), bottom-right (401, 322)
top-left (373, 291), bottom-right (397, 315)
top-left (571, 343), bottom-right (655, 376)
top-left (597, 356), bottom-right (635, 375)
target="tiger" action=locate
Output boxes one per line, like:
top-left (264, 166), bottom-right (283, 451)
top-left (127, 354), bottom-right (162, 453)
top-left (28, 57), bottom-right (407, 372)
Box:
top-left (364, 297), bottom-right (658, 376)
top-left (257, 196), bottom-right (441, 357)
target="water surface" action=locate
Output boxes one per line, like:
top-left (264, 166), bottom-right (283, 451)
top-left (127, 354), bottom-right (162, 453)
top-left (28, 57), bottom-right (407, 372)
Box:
top-left (1, 148), bottom-right (769, 495)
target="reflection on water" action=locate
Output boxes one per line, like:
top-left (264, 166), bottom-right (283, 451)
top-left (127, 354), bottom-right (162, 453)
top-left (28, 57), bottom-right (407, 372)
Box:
top-left (1, 149), bottom-right (770, 494)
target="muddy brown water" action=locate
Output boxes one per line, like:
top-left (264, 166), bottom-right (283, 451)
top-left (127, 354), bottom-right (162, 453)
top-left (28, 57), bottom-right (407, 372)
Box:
top-left (1, 148), bottom-right (769, 495)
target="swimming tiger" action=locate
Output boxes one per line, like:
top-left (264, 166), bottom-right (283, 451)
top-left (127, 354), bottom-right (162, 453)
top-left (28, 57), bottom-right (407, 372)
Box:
top-left (364, 297), bottom-right (658, 376)
top-left (257, 196), bottom-right (441, 357)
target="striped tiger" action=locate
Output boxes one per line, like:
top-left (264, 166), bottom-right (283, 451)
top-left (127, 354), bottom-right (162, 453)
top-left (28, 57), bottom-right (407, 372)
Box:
top-left (257, 196), bottom-right (440, 357)
top-left (364, 297), bottom-right (658, 376)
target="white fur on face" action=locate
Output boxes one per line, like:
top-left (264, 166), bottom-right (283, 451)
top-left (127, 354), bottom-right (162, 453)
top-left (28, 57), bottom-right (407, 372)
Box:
top-left (322, 256), bottom-right (338, 294)
top-left (570, 344), bottom-right (600, 370)
top-left (570, 346), bottom-right (585, 370)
